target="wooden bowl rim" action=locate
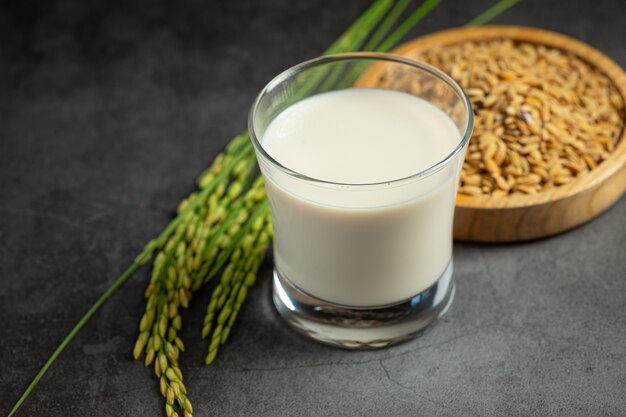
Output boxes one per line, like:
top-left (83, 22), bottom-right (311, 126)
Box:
top-left (390, 25), bottom-right (626, 210)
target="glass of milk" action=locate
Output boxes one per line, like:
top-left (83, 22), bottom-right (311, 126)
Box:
top-left (249, 53), bottom-right (473, 348)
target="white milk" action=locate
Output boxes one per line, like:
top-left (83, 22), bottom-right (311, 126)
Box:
top-left (259, 88), bottom-right (461, 307)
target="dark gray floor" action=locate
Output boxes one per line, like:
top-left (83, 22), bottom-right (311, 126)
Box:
top-left (1, 0), bottom-right (625, 416)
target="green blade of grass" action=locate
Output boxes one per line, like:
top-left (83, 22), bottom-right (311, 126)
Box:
top-left (376, 0), bottom-right (442, 52)
top-left (333, 0), bottom-right (442, 89)
top-left (363, 0), bottom-right (412, 51)
top-left (7, 266), bottom-right (139, 417)
top-left (466, 0), bottom-right (521, 27)
top-left (298, 0), bottom-right (394, 96)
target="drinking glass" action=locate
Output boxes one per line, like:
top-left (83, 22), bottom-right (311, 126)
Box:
top-left (249, 53), bottom-right (473, 348)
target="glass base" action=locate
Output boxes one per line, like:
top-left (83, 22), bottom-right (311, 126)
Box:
top-left (272, 261), bottom-right (455, 349)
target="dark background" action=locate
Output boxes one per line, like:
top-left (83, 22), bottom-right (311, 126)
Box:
top-left (1, 1), bottom-right (625, 416)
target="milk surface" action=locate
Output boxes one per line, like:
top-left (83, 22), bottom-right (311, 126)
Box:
top-left (260, 88), bottom-right (461, 307)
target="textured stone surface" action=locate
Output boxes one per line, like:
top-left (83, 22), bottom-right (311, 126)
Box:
top-left (1, 0), bottom-right (625, 416)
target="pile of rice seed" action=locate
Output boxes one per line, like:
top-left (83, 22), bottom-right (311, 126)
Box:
top-left (415, 39), bottom-right (624, 197)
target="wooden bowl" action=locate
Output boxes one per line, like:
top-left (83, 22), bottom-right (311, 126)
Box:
top-left (389, 26), bottom-right (626, 242)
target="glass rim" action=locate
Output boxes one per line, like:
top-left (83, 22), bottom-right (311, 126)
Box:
top-left (248, 52), bottom-right (474, 188)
